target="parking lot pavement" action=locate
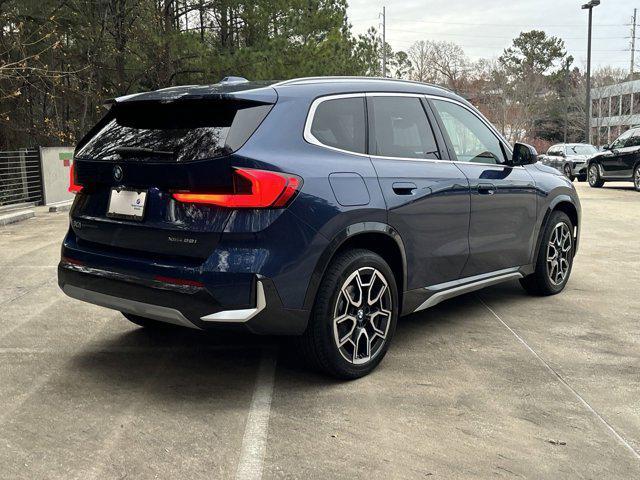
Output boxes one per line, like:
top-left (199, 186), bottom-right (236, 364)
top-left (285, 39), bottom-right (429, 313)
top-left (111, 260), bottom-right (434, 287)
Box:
top-left (0, 182), bottom-right (638, 479)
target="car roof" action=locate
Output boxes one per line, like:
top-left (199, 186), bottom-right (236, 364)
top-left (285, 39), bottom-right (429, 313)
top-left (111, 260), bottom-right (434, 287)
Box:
top-left (110, 76), bottom-right (466, 107)
top-left (552, 143), bottom-right (595, 148)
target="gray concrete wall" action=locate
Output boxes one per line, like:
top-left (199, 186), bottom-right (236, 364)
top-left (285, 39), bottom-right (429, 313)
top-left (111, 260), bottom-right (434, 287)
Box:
top-left (40, 147), bottom-right (75, 205)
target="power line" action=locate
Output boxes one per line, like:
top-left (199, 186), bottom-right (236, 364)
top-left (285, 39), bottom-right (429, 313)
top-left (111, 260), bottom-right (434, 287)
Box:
top-left (387, 38), bottom-right (629, 53)
top-left (385, 28), bottom-right (631, 40)
top-left (352, 18), bottom-right (630, 28)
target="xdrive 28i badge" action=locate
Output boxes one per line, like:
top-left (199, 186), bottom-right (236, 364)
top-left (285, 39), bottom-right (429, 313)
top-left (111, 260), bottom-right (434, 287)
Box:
top-left (113, 165), bottom-right (123, 182)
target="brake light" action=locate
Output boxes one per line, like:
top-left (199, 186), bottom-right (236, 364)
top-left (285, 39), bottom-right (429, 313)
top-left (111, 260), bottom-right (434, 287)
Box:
top-left (172, 168), bottom-right (301, 208)
top-left (68, 162), bottom-right (83, 193)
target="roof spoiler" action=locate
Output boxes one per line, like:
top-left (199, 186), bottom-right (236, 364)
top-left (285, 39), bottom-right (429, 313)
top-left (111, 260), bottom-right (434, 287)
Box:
top-left (103, 80), bottom-right (277, 107)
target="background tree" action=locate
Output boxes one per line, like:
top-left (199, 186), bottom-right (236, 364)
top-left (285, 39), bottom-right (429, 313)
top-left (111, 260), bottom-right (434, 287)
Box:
top-left (0, 0), bottom-right (383, 149)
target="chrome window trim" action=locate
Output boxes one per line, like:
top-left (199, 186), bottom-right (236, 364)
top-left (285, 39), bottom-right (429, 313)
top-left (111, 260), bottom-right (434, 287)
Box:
top-left (303, 92), bottom-right (521, 168)
top-left (303, 93), bottom-right (368, 156)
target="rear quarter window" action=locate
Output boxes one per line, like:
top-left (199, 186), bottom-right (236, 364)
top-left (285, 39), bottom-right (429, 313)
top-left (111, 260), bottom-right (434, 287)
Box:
top-left (309, 97), bottom-right (366, 154)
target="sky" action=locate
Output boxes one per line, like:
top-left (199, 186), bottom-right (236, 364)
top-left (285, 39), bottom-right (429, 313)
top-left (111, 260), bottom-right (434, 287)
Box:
top-left (347, 0), bottom-right (638, 72)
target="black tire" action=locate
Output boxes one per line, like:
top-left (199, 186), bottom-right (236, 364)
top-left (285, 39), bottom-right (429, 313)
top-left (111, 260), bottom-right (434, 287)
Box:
top-left (122, 312), bottom-right (179, 329)
top-left (588, 162), bottom-right (604, 188)
top-left (634, 164), bottom-right (640, 192)
top-left (297, 249), bottom-right (398, 379)
top-left (520, 211), bottom-right (574, 296)
top-left (563, 164), bottom-right (575, 182)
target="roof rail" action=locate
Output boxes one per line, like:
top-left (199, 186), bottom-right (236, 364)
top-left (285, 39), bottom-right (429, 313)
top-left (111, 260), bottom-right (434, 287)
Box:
top-left (274, 76), bottom-right (454, 93)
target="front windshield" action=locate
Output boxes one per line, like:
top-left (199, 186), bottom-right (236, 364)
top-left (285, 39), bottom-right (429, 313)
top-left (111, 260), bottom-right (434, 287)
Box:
top-left (610, 130), bottom-right (634, 149)
top-left (567, 145), bottom-right (597, 155)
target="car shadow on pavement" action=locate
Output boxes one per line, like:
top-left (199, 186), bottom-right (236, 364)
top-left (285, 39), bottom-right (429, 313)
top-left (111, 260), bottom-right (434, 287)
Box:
top-left (67, 281), bottom-right (530, 395)
top-left (602, 186), bottom-right (637, 192)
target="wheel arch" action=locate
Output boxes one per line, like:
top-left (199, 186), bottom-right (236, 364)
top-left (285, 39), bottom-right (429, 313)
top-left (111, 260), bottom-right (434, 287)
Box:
top-left (534, 196), bottom-right (580, 262)
top-left (303, 223), bottom-right (407, 312)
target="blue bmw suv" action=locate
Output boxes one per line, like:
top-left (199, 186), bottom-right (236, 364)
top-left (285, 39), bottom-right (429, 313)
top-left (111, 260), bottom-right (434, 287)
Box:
top-left (59, 76), bottom-right (581, 378)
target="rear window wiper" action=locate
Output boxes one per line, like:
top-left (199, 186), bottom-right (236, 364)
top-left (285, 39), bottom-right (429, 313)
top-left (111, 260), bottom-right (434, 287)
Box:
top-left (115, 147), bottom-right (174, 157)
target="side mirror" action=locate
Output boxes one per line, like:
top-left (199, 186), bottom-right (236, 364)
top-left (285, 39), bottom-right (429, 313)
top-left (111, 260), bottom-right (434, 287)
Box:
top-left (602, 144), bottom-right (610, 150)
top-left (512, 142), bottom-right (538, 166)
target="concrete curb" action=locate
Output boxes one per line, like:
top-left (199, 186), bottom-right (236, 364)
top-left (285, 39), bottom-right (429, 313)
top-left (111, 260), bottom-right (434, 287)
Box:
top-left (48, 201), bottom-right (72, 213)
top-left (0, 209), bottom-right (35, 226)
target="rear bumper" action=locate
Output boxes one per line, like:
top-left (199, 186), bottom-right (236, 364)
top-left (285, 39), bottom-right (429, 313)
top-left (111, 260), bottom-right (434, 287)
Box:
top-left (573, 163), bottom-right (587, 177)
top-left (58, 263), bottom-right (309, 335)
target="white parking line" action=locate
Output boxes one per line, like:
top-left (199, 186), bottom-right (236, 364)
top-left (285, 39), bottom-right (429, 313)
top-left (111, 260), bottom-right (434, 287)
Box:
top-left (235, 348), bottom-right (277, 480)
top-left (479, 297), bottom-right (640, 461)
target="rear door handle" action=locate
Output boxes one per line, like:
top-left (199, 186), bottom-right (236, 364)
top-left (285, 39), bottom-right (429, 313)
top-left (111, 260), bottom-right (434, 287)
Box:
top-left (477, 183), bottom-right (497, 195)
top-left (392, 182), bottom-right (418, 195)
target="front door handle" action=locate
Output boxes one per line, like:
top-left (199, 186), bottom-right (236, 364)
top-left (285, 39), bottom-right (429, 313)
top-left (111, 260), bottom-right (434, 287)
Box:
top-left (392, 182), bottom-right (418, 195)
top-left (477, 183), bottom-right (497, 195)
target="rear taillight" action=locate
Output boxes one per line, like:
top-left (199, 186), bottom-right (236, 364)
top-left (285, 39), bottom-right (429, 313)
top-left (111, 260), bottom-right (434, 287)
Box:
top-left (68, 162), bottom-right (83, 193)
top-left (172, 167), bottom-right (301, 208)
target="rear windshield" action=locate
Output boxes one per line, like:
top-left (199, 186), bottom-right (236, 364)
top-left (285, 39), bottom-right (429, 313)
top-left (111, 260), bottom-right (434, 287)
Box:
top-left (76, 102), bottom-right (272, 162)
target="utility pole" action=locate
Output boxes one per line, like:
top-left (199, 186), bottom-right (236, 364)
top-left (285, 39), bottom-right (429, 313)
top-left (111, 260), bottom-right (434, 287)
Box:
top-left (631, 8), bottom-right (637, 77)
top-left (564, 57), bottom-right (571, 143)
top-left (381, 7), bottom-right (387, 78)
top-left (582, 0), bottom-right (600, 144)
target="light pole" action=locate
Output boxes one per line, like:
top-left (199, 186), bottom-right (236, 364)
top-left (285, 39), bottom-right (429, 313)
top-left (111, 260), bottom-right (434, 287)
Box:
top-left (582, 0), bottom-right (600, 144)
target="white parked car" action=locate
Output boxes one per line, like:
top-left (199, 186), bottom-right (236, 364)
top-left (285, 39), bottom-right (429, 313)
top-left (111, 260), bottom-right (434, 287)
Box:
top-left (538, 143), bottom-right (598, 182)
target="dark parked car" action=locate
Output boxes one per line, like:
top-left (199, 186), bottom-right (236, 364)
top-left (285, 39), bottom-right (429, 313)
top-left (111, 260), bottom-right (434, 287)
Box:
top-left (538, 143), bottom-right (597, 181)
top-left (587, 128), bottom-right (640, 191)
top-left (59, 76), bottom-right (581, 378)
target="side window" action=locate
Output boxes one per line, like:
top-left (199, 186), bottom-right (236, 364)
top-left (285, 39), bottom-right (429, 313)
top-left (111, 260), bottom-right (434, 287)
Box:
top-left (310, 97), bottom-right (366, 154)
top-left (625, 130), bottom-right (640, 148)
top-left (432, 99), bottom-right (506, 164)
top-left (370, 97), bottom-right (440, 159)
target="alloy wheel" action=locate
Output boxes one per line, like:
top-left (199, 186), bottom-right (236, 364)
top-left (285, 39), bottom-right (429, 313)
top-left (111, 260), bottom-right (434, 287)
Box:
top-left (546, 222), bottom-right (572, 286)
top-left (588, 164), bottom-right (599, 186)
top-left (564, 165), bottom-right (572, 178)
top-left (635, 166), bottom-right (640, 190)
top-left (332, 267), bottom-right (392, 365)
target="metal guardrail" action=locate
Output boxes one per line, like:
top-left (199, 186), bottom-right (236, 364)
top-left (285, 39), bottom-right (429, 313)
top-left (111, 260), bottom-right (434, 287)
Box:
top-left (0, 149), bottom-right (43, 207)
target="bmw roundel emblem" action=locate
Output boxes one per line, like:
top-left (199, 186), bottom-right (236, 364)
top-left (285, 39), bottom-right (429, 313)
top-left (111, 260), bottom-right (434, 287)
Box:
top-left (113, 165), bottom-right (123, 182)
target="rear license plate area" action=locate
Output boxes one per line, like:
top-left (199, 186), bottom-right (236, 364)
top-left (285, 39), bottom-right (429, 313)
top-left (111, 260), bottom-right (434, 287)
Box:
top-left (107, 188), bottom-right (147, 221)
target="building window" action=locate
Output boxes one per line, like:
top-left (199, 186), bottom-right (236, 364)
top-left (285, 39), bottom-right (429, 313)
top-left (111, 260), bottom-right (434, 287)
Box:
top-left (633, 93), bottom-right (640, 116)
top-left (622, 94), bottom-right (632, 116)
top-left (610, 96), bottom-right (621, 116)
top-left (592, 99), bottom-right (600, 118)
top-left (611, 126), bottom-right (620, 140)
top-left (600, 126), bottom-right (609, 144)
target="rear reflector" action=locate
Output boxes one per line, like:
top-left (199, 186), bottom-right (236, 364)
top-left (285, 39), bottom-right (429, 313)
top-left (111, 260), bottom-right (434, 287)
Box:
top-left (68, 163), bottom-right (83, 193)
top-left (172, 168), bottom-right (301, 208)
top-left (153, 275), bottom-right (205, 288)
top-left (61, 256), bottom-right (84, 266)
